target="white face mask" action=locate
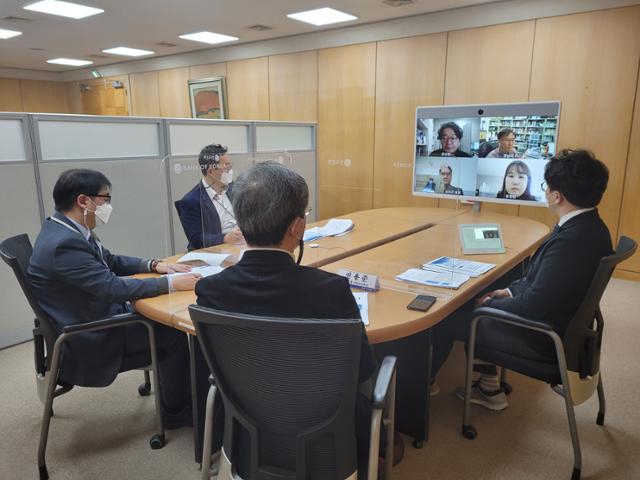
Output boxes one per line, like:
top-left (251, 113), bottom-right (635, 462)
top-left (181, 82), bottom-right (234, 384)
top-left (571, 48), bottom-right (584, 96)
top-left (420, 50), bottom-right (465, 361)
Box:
top-left (220, 169), bottom-right (233, 186)
top-left (93, 203), bottom-right (113, 226)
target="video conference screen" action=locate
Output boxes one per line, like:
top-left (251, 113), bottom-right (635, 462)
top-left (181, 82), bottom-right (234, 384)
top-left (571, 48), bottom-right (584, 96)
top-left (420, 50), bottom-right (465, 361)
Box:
top-left (413, 102), bottom-right (561, 206)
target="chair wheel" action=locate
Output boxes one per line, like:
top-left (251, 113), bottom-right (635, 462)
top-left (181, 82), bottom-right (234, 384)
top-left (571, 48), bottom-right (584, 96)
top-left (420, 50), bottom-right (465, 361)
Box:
top-left (138, 383), bottom-right (151, 396)
top-left (150, 433), bottom-right (165, 449)
top-left (39, 464), bottom-right (49, 480)
top-left (412, 439), bottom-right (423, 449)
top-left (462, 425), bottom-right (477, 440)
top-left (596, 412), bottom-right (605, 426)
top-left (571, 467), bottom-right (581, 480)
top-left (501, 382), bottom-right (513, 395)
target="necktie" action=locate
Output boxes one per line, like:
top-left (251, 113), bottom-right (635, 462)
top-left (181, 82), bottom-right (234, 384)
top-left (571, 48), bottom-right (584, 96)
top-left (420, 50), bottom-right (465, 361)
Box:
top-left (88, 234), bottom-right (105, 265)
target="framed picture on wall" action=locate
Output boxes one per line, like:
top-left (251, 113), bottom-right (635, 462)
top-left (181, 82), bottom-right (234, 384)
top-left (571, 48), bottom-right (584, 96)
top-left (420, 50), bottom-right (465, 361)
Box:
top-left (188, 77), bottom-right (227, 119)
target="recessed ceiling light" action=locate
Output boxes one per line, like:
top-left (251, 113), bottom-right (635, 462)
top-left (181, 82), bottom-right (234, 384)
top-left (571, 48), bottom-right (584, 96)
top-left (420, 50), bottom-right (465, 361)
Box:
top-left (179, 31), bottom-right (239, 45)
top-left (47, 57), bottom-right (93, 66)
top-left (24, 0), bottom-right (104, 20)
top-left (102, 46), bottom-right (154, 57)
top-left (0, 28), bottom-right (23, 39)
top-left (287, 7), bottom-right (357, 26)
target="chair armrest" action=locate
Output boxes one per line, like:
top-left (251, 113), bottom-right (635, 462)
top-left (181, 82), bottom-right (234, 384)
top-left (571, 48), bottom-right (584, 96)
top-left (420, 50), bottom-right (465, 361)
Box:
top-left (473, 307), bottom-right (554, 332)
top-left (372, 355), bottom-right (397, 410)
top-left (62, 312), bottom-right (148, 335)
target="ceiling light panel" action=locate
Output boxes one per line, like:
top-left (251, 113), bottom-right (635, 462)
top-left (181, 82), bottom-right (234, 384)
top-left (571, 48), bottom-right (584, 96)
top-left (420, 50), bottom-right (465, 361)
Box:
top-left (24, 0), bottom-right (104, 19)
top-left (179, 31), bottom-right (239, 45)
top-left (0, 28), bottom-right (22, 39)
top-left (47, 57), bottom-right (93, 66)
top-left (287, 7), bottom-right (358, 26)
top-left (102, 47), bottom-right (154, 57)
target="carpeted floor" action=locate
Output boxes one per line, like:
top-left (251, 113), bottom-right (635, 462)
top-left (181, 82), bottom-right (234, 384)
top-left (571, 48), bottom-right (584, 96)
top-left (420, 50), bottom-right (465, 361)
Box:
top-left (1, 278), bottom-right (639, 479)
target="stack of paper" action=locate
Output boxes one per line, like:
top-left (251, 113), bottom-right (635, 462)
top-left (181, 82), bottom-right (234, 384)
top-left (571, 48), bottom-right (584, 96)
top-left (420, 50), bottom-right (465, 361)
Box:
top-left (170, 265), bottom-right (224, 279)
top-left (176, 252), bottom-right (229, 266)
top-left (396, 268), bottom-right (470, 289)
top-left (424, 256), bottom-right (495, 277)
top-left (352, 292), bottom-right (369, 325)
top-left (304, 218), bottom-right (354, 242)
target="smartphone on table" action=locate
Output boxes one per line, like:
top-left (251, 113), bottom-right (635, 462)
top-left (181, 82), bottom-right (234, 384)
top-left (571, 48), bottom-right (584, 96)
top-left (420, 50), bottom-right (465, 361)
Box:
top-left (406, 294), bottom-right (437, 312)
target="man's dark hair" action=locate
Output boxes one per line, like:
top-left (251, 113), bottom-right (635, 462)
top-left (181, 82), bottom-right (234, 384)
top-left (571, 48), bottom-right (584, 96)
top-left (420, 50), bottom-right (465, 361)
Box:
top-left (497, 128), bottom-right (515, 139)
top-left (53, 169), bottom-right (111, 212)
top-left (544, 149), bottom-right (609, 208)
top-left (437, 122), bottom-right (463, 140)
top-left (198, 144), bottom-right (228, 176)
top-left (232, 161), bottom-right (309, 246)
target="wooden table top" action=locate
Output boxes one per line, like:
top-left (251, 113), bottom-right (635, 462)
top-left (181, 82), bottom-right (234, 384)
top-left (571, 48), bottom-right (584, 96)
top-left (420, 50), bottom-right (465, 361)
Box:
top-left (134, 206), bottom-right (549, 342)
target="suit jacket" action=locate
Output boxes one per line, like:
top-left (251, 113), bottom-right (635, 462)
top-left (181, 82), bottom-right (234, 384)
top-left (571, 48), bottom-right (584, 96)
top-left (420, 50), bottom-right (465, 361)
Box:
top-left (28, 212), bottom-right (167, 387)
top-left (175, 182), bottom-right (234, 251)
top-left (487, 209), bottom-right (613, 336)
top-left (195, 249), bottom-right (377, 383)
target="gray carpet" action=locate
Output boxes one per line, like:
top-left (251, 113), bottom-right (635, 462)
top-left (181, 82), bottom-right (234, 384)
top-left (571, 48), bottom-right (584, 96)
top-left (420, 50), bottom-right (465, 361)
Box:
top-left (1, 278), bottom-right (639, 479)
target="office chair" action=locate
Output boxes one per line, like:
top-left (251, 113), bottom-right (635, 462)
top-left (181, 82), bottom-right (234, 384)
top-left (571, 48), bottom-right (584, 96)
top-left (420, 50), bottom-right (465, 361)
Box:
top-left (461, 236), bottom-right (637, 480)
top-left (0, 234), bottom-right (166, 480)
top-left (189, 305), bottom-right (397, 480)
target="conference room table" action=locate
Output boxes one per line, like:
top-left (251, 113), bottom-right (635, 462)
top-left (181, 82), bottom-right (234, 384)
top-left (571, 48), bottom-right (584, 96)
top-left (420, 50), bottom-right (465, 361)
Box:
top-left (134, 205), bottom-right (549, 460)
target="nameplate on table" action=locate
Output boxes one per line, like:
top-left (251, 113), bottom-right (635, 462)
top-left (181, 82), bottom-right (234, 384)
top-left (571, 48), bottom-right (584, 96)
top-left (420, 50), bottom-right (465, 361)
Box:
top-left (338, 269), bottom-right (379, 291)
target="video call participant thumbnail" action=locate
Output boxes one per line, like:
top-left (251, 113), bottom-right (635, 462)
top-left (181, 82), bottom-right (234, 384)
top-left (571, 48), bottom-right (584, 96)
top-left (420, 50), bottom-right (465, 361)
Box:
top-left (430, 122), bottom-right (472, 158)
top-left (496, 160), bottom-right (536, 201)
top-left (436, 163), bottom-right (464, 196)
top-left (487, 128), bottom-right (520, 158)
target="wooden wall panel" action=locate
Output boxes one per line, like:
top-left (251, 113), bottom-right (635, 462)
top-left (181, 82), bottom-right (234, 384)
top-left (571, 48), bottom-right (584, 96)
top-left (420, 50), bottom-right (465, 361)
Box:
top-left (76, 75), bottom-right (130, 116)
top-left (318, 43), bottom-right (377, 219)
top-left (269, 50), bottom-right (318, 122)
top-left (227, 57), bottom-right (269, 120)
top-left (66, 82), bottom-right (83, 114)
top-left (524, 7), bottom-right (640, 239)
top-left (443, 21), bottom-right (536, 215)
top-left (20, 80), bottom-right (70, 113)
top-left (189, 63), bottom-right (227, 80)
top-left (129, 71), bottom-right (160, 117)
top-left (618, 73), bottom-right (640, 273)
top-left (158, 67), bottom-right (191, 118)
top-left (0, 78), bottom-right (23, 111)
top-left (373, 34), bottom-right (447, 209)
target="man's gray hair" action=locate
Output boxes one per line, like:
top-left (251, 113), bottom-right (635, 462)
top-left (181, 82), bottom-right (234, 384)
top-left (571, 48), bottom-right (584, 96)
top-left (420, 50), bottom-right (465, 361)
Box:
top-left (232, 161), bottom-right (309, 246)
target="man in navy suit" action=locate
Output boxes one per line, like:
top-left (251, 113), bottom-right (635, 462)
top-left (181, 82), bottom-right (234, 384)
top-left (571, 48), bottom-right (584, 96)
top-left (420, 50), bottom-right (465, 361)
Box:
top-left (29, 169), bottom-right (200, 427)
top-left (432, 149), bottom-right (613, 410)
top-left (175, 144), bottom-right (244, 251)
top-left (195, 161), bottom-right (378, 472)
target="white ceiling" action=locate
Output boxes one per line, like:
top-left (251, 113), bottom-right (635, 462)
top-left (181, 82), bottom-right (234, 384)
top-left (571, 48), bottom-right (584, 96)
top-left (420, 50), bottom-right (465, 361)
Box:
top-left (0, 0), bottom-right (498, 72)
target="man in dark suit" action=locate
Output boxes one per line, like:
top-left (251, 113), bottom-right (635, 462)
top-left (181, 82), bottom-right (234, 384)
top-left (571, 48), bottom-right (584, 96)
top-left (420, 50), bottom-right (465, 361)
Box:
top-left (432, 149), bottom-right (613, 410)
top-left (195, 161), bottom-right (378, 469)
top-left (28, 169), bottom-right (200, 426)
top-left (175, 143), bottom-right (244, 251)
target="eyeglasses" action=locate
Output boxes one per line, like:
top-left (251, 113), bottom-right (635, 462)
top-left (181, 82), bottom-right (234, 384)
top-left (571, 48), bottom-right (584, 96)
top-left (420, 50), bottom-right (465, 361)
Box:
top-left (304, 207), bottom-right (312, 217)
top-left (91, 194), bottom-right (112, 204)
top-left (540, 181), bottom-right (547, 191)
top-left (440, 136), bottom-right (459, 142)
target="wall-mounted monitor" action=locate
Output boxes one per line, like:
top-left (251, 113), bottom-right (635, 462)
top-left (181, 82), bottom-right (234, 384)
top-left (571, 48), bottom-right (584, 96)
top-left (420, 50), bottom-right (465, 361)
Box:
top-left (413, 101), bottom-right (561, 207)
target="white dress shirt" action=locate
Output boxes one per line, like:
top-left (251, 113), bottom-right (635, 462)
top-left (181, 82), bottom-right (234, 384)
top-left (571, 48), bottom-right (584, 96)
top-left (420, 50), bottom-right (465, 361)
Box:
top-left (202, 178), bottom-right (236, 234)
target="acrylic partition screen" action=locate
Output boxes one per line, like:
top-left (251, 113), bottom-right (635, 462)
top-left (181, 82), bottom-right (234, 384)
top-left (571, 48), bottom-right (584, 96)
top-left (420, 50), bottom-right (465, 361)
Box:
top-left (413, 101), bottom-right (560, 207)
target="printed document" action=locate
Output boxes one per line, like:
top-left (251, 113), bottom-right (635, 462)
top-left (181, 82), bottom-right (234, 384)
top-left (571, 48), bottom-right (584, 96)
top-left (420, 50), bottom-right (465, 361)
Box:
top-left (396, 268), bottom-right (470, 289)
top-left (424, 256), bottom-right (495, 278)
top-left (176, 252), bottom-right (229, 266)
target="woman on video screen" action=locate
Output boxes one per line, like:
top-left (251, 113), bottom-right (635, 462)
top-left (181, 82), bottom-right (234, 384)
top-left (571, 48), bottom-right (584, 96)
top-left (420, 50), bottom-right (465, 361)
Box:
top-left (496, 160), bottom-right (536, 201)
top-left (430, 122), bottom-right (472, 157)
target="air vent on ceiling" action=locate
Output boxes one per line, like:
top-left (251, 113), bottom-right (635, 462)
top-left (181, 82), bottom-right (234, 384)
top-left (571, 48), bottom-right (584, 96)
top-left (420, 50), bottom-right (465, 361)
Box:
top-left (89, 54), bottom-right (108, 58)
top-left (247, 24), bottom-right (273, 31)
top-left (156, 42), bottom-right (177, 47)
top-left (29, 47), bottom-right (44, 51)
top-left (383, 0), bottom-right (415, 6)
top-left (2, 16), bottom-right (33, 23)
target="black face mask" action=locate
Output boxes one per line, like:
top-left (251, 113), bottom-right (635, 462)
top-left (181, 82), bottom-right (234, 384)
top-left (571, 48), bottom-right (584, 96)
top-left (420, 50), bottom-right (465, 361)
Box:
top-left (296, 238), bottom-right (304, 265)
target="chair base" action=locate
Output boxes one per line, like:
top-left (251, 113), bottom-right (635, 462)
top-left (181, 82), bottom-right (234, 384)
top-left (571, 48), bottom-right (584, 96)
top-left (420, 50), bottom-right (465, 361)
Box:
top-left (462, 425), bottom-right (477, 440)
top-left (39, 464), bottom-right (48, 480)
top-left (572, 467), bottom-right (581, 480)
top-left (150, 433), bottom-right (165, 450)
top-left (596, 412), bottom-right (605, 426)
top-left (412, 439), bottom-right (423, 449)
top-left (138, 382), bottom-right (151, 396)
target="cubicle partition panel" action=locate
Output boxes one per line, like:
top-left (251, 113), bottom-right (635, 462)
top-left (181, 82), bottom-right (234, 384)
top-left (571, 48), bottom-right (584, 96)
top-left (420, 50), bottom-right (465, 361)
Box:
top-left (33, 116), bottom-right (173, 260)
top-left (0, 113), bottom-right (317, 348)
top-left (0, 114), bottom-right (46, 348)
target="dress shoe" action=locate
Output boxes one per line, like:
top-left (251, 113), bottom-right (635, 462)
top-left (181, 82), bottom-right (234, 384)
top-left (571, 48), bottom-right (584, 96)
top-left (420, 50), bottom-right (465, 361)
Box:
top-left (162, 404), bottom-right (193, 430)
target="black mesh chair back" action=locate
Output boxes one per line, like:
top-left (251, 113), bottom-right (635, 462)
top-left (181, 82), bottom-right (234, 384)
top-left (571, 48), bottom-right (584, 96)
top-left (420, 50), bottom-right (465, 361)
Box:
top-left (190, 305), bottom-right (362, 480)
top-left (0, 234), bottom-right (59, 375)
top-left (563, 236), bottom-right (637, 378)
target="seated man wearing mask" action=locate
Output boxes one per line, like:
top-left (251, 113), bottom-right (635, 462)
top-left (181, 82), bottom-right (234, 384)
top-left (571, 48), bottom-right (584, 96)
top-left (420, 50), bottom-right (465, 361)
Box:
top-left (175, 143), bottom-right (244, 251)
top-left (431, 149), bottom-right (613, 410)
top-left (29, 169), bottom-right (200, 428)
top-left (195, 161), bottom-right (380, 472)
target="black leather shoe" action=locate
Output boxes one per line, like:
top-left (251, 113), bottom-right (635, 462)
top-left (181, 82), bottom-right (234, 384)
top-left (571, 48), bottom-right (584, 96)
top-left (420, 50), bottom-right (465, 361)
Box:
top-left (162, 404), bottom-right (193, 430)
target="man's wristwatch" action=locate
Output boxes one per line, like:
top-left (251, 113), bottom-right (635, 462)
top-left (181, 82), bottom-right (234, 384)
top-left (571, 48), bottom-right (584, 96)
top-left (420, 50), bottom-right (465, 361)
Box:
top-left (150, 259), bottom-right (160, 273)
